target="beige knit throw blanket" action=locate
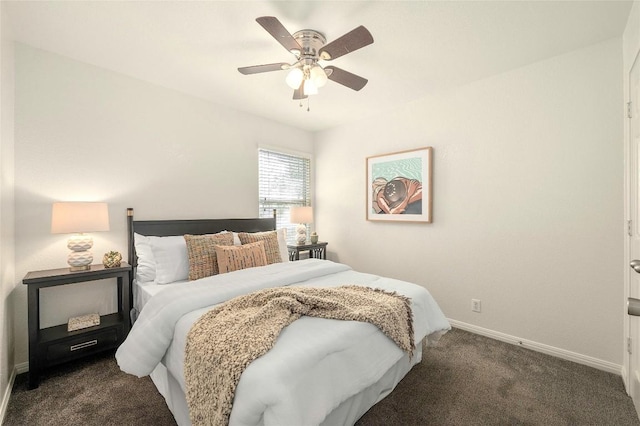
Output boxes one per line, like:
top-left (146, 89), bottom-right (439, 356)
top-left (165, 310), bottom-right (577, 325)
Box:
top-left (184, 285), bottom-right (415, 426)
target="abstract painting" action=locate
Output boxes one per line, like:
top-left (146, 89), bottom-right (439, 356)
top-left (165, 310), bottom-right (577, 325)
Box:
top-left (366, 147), bottom-right (433, 222)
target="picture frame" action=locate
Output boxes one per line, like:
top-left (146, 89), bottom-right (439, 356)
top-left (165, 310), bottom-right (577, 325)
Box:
top-left (366, 147), bottom-right (433, 223)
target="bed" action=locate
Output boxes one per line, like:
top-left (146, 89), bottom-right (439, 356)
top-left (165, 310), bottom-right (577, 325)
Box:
top-left (115, 209), bottom-right (450, 426)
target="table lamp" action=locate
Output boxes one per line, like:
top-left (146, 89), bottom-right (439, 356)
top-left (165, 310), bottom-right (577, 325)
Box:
top-left (51, 202), bottom-right (110, 271)
top-left (290, 206), bottom-right (313, 245)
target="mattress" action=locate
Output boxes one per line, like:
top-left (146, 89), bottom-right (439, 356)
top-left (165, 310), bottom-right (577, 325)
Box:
top-left (134, 278), bottom-right (187, 314)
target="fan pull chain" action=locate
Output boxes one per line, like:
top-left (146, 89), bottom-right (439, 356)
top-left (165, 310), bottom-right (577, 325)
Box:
top-left (297, 99), bottom-right (311, 112)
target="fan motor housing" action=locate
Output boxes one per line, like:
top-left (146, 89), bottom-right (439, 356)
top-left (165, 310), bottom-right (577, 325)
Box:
top-left (292, 30), bottom-right (326, 59)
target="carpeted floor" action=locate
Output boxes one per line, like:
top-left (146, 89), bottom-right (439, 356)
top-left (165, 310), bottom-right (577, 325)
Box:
top-left (4, 328), bottom-right (639, 425)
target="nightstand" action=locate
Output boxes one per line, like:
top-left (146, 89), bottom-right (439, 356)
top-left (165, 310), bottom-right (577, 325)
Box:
top-left (287, 241), bottom-right (328, 261)
top-left (23, 263), bottom-right (132, 389)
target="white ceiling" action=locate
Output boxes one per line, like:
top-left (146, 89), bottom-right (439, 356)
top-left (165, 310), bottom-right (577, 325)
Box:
top-left (3, 1), bottom-right (633, 132)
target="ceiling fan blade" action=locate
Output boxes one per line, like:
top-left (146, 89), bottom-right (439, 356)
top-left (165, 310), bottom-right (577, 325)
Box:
top-left (256, 16), bottom-right (302, 54)
top-left (293, 80), bottom-right (307, 100)
top-left (238, 63), bottom-right (290, 75)
top-left (319, 26), bottom-right (373, 61)
top-left (325, 66), bottom-right (368, 91)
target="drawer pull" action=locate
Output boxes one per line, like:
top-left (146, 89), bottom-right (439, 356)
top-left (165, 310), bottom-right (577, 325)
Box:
top-left (70, 340), bottom-right (98, 351)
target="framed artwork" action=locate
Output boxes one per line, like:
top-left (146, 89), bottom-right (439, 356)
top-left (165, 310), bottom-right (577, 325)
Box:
top-left (366, 147), bottom-right (433, 223)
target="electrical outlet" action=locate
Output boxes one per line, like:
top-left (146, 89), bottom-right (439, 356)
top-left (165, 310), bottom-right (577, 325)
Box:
top-left (472, 299), bottom-right (481, 313)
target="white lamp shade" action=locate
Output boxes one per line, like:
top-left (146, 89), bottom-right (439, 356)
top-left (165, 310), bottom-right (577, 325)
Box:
top-left (290, 206), bottom-right (313, 224)
top-left (303, 79), bottom-right (318, 96)
top-left (286, 68), bottom-right (304, 89)
top-left (51, 202), bottom-right (110, 234)
top-left (310, 65), bottom-right (328, 88)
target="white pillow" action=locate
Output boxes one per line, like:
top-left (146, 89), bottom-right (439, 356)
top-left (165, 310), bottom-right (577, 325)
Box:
top-left (133, 233), bottom-right (156, 283)
top-left (277, 228), bottom-right (289, 263)
top-left (148, 235), bottom-right (189, 284)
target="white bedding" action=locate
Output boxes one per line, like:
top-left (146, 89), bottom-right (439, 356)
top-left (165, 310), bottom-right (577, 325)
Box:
top-left (117, 259), bottom-right (450, 425)
top-left (134, 279), bottom-right (187, 314)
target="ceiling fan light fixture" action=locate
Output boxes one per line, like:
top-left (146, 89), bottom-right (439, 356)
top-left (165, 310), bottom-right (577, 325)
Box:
top-left (303, 79), bottom-right (318, 96)
top-left (239, 17), bottom-right (374, 101)
top-left (310, 65), bottom-right (328, 88)
top-left (285, 67), bottom-right (304, 89)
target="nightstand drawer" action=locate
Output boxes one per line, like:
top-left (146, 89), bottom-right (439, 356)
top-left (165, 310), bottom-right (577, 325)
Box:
top-left (45, 328), bottom-right (119, 362)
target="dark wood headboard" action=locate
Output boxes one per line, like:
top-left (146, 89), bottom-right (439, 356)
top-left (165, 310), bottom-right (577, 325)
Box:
top-left (126, 208), bottom-right (276, 265)
top-left (125, 208), bottom-right (276, 311)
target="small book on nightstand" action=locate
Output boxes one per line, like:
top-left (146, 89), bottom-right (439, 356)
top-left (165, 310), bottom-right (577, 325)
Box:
top-left (67, 313), bottom-right (100, 332)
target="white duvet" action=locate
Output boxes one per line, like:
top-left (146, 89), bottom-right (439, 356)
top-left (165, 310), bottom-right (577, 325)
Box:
top-left (116, 259), bottom-right (450, 425)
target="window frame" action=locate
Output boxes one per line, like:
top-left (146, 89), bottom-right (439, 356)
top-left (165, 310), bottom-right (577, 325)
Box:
top-left (258, 146), bottom-right (313, 242)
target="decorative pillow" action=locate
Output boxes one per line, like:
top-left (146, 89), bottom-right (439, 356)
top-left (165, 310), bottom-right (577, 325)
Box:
top-left (134, 233), bottom-right (156, 283)
top-left (237, 230), bottom-right (283, 265)
top-left (221, 231), bottom-right (242, 246)
top-left (215, 241), bottom-right (267, 274)
top-left (224, 230), bottom-right (285, 261)
top-left (184, 233), bottom-right (235, 280)
top-left (148, 235), bottom-right (189, 285)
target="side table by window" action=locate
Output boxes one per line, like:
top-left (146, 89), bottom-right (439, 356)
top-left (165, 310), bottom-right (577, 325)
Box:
top-left (23, 263), bottom-right (132, 389)
top-left (287, 241), bottom-right (328, 261)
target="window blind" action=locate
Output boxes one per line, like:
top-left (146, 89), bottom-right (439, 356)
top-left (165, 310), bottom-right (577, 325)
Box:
top-left (259, 148), bottom-right (311, 241)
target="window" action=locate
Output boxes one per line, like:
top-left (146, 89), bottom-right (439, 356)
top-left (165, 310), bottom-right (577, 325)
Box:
top-left (259, 148), bottom-right (311, 241)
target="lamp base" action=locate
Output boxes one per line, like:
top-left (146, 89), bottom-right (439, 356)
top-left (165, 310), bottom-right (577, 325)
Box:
top-left (69, 265), bottom-right (91, 272)
top-left (68, 249), bottom-right (93, 270)
top-left (295, 223), bottom-right (307, 245)
top-left (67, 234), bottom-right (94, 271)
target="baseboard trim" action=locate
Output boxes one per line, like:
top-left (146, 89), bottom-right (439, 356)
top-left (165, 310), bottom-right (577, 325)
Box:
top-left (623, 365), bottom-right (630, 393)
top-left (0, 362), bottom-right (29, 424)
top-left (14, 362), bottom-right (28, 375)
top-left (448, 319), bottom-right (622, 376)
top-left (0, 366), bottom-right (17, 425)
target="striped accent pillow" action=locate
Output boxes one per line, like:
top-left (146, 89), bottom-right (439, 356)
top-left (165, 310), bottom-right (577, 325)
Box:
top-left (184, 233), bottom-right (235, 280)
top-left (237, 231), bottom-right (282, 265)
top-left (215, 241), bottom-right (267, 274)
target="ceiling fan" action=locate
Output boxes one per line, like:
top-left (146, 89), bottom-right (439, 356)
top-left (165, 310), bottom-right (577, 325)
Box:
top-left (238, 16), bottom-right (374, 100)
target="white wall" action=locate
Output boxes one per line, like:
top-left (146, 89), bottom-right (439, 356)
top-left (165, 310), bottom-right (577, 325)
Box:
top-left (315, 38), bottom-right (624, 367)
top-left (12, 44), bottom-right (314, 365)
top-left (0, 2), bottom-right (15, 419)
top-left (625, 1), bottom-right (639, 70)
